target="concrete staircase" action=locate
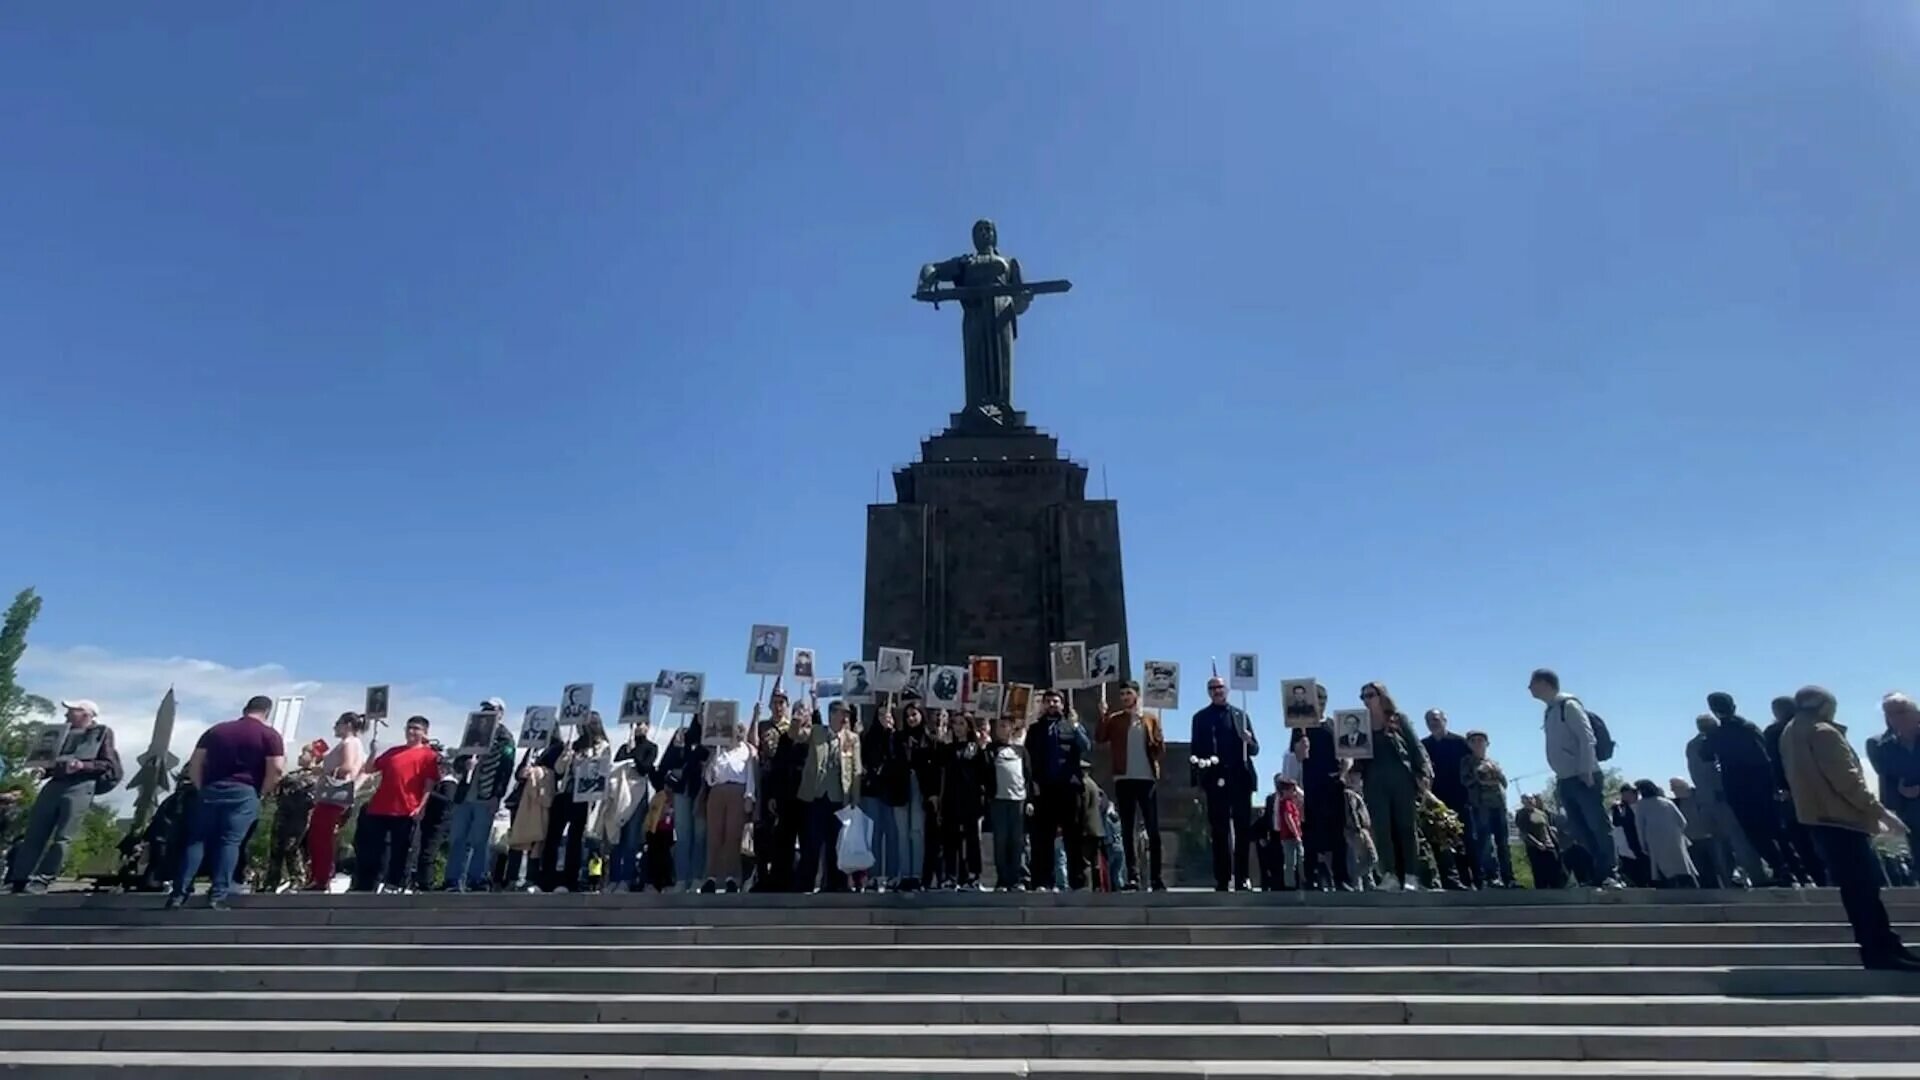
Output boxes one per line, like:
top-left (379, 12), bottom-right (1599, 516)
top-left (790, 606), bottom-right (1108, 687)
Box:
top-left (0, 888), bottom-right (1916, 1078)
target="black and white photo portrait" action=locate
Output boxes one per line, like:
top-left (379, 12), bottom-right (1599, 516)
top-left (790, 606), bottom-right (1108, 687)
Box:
top-left (1282, 678), bottom-right (1321, 728)
top-left (792, 648), bottom-right (816, 681)
top-left (700, 699), bottom-right (741, 749)
top-left (1229, 653), bottom-right (1259, 693)
top-left (745, 624), bottom-right (789, 677)
top-left (929, 665), bottom-right (965, 709)
top-left (669, 672), bottom-right (706, 715)
top-left (364, 685), bottom-right (390, 721)
top-left (458, 710), bottom-right (498, 757)
top-left (1141, 660), bottom-right (1180, 710)
top-left (1333, 708), bottom-right (1373, 760)
top-left (874, 647), bottom-right (913, 693)
top-left (559, 683), bottom-right (594, 727)
top-left (844, 661), bottom-right (874, 703)
top-left (972, 681), bottom-right (1004, 719)
top-left (905, 665), bottom-right (927, 700)
top-left (1049, 641), bottom-right (1089, 689)
top-left (654, 669), bottom-right (679, 693)
top-left (619, 681), bottom-right (653, 725)
top-left (571, 747), bottom-right (612, 803)
top-left (520, 706), bottom-right (557, 751)
top-left (1089, 643), bottom-right (1121, 685)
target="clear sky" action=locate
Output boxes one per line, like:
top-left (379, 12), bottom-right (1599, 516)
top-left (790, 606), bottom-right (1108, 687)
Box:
top-left (4, 4), bottom-right (1916, 800)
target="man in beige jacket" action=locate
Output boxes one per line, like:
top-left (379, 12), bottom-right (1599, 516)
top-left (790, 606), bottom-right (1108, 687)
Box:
top-left (1777, 685), bottom-right (1918, 972)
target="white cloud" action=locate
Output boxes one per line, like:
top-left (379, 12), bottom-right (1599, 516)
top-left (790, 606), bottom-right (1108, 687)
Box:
top-left (16, 645), bottom-right (467, 813)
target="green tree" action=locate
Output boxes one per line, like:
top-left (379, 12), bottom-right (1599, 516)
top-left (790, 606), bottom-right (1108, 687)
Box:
top-left (0, 587), bottom-right (54, 787)
top-left (67, 805), bottom-right (126, 877)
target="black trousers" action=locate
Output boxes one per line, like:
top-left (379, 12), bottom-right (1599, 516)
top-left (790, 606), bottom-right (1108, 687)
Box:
top-left (1442, 795), bottom-right (1477, 887)
top-left (1526, 845), bottom-right (1567, 889)
top-left (1204, 787), bottom-right (1254, 888)
top-left (1029, 784), bottom-right (1087, 890)
top-left (411, 798), bottom-right (451, 890)
top-left (353, 813), bottom-right (416, 891)
top-left (1303, 785), bottom-right (1349, 887)
top-left (1114, 779), bottom-right (1162, 887)
top-left (943, 807), bottom-right (982, 884)
top-left (1726, 786), bottom-right (1792, 883)
top-left (1778, 800), bottom-right (1829, 886)
top-left (1808, 824), bottom-right (1906, 965)
top-left (796, 798), bottom-right (844, 892)
top-left (541, 795), bottom-right (590, 891)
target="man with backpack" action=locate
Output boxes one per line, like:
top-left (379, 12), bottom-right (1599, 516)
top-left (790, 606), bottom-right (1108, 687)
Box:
top-left (7, 699), bottom-right (123, 894)
top-left (1529, 669), bottom-right (1622, 888)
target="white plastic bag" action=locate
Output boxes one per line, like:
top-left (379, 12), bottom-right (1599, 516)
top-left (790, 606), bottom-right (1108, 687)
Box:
top-left (835, 805), bottom-right (875, 873)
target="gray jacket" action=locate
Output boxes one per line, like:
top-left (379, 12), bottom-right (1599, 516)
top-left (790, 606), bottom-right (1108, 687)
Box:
top-left (1542, 694), bottom-right (1599, 781)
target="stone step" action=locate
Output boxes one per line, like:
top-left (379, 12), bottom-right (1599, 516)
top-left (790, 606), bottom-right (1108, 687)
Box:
top-left (5, 991), bottom-right (1917, 1028)
top-left (0, 963), bottom-right (1907, 996)
top-left (6, 892), bottom-right (1914, 929)
top-left (0, 941), bottom-right (1865, 968)
top-left (3, 1052), bottom-right (1917, 1079)
top-left (1, 1020), bottom-right (1918, 1063)
top-left (0, 921), bottom-right (1889, 946)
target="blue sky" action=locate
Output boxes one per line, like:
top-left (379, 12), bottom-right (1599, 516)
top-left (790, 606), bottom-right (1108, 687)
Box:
top-left (4, 4), bottom-right (1916, 798)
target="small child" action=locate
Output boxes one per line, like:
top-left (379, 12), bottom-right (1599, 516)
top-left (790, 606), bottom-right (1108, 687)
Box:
top-left (1342, 768), bottom-right (1378, 889)
top-left (1264, 776), bottom-right (1305, 890)
top-left (986, 715), bottom-right (1034, 891)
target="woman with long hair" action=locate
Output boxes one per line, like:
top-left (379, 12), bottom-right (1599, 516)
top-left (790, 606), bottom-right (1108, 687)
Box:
top-left (1358, 682), bottom-right (1432, 891)
top-left (305, 712), bottom-right (368, 890)
top-left (859, 704), bottom-right (908, 890)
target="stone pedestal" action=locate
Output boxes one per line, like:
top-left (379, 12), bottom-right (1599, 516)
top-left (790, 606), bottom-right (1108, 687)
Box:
top-left (862, 418), bottom-right (1129, 718)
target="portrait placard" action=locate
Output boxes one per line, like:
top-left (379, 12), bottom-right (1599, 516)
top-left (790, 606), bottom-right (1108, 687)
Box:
top-left (519, 706), bottom-right (557, 751)
top-left (746, 624), bottom-right (790, 677)
top-left (874, 647), bottom-right (913, 693)
top-left (559, 683), bottom-right (594, 727)
top-left (843, 661), bottom-right (874, 704)
top-left (668, 672), bottom-right (705, 715)
top-left (1141, 660), bottom-right (1180, 710)
top-left (1229, 653), bottom-right (1260, 693)
top-left (22, 724), bottom-right (63, 771)
top-left (1282, 678), bottom-right (1321, 728)
top-left (571, 747), bottom-right (613, 804)
top-left (927, 665), bottom-right (966, 710)
top-left (1048, 641), bottom-right (1089, 690)
top-left (971, 682), bottom-right (1005, 719)
top-left (1003, 683), bottom-right (1034, 722)
top-left (458, 711), bottom-right (498, 757)
top-left (619, 682), bottom-right (653, 725)
top-left (653, 670), bottom-right (679, 693)
top-left (812, 677), bottom-right (844, 700)
top-left (1333, 708), bottom-right (1373, 760)
top-left (1088, 643), bottom-right (1121, 685)
top-left (968, 655), bottom-right (1002, 687)
top-left (792, 649), bottom-right (816, 681)
top-left (701, 700), bottom-right (742, 749)
top-left (364, 685), bottom-right (390, 721)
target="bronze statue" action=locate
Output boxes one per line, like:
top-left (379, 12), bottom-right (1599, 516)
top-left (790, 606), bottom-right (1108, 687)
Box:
top-left (916, 219), bottom-right (1070, 424)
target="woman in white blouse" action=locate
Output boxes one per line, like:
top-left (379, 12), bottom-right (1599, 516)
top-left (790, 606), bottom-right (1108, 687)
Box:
top-left (703, 732), bottom-right (757, 892)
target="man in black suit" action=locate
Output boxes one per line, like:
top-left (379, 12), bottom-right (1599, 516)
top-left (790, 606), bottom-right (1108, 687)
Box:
top-left (1190, 676), bottom-right (1259, 891)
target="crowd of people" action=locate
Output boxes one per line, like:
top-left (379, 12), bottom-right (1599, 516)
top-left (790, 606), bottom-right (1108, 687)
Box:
top-left (3, 669), bottom-right (1917, 971)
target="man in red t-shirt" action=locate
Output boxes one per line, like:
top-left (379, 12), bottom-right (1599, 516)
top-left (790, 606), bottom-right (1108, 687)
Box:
top-left (352, 715), bottom-right (440, 892)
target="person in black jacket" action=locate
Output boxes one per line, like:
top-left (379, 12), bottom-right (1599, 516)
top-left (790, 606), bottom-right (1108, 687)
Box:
top-left (1612, 784), bottom-right (1650, 886)
top-left (859, 707), bottom-right (910, 889)
top-left (1190, 676), bottom-right (1260, 891)
top-left (1025, 690), bottom-right (1092, 891)
top-left (1707, 691), bottom-right (1795, 887)
top-left (942, 713), bottom-right (990, 888)
top-left (1422, 709), bottom-right (1477, 889)
top-left (1764, 695), bottom-right (1828, 886)
top-left (656, 716), bottom-right (709, 891)
top-left (760, 694), bottom-right (809, 892)
top-left (1301, 686), bottom-right (1348, 890)
top-left (608, 720), bottom-right (659, 892)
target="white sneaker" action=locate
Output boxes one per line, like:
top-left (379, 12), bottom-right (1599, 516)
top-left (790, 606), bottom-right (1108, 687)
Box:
top-left (1402, 880), bottom-right (1421, 893)
top-left (1379, 875), bottom-right (1400, 891)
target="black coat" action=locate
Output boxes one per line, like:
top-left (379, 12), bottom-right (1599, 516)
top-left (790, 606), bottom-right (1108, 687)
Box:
top-left (861, 724), bottom-right (911, 806)
top-left (1190, 704), bottom-right (1260, 794)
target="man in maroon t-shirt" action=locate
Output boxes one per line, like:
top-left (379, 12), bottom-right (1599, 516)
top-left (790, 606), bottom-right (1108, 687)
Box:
top-left (352, 715), bottom-right (440, 892)
top-left (167, 696), bottom-right (286, 910)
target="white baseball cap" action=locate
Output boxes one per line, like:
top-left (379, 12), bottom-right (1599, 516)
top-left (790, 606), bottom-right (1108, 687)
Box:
top-left (60, 699), bottom-right (100, 717)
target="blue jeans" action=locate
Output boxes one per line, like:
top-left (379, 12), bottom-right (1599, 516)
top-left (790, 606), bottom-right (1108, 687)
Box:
top-left (442, 800), bottom-right (496, 888)
top-left (673, 791), bottom-right (707, 886)
top-left (1472, 805), bottom-right (1515, 884)
top-left (610, 789), bottom-right (649, 886)
top-left (172, 781), bottom-right (261, 902)
top-left (1555, 773), bottom-right (1619, 882)
top-left (862, 797), bottom-right (901, 881)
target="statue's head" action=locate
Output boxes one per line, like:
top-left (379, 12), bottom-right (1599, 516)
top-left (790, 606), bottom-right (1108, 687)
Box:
top-left (971, 218), bottom-right (997, 254)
